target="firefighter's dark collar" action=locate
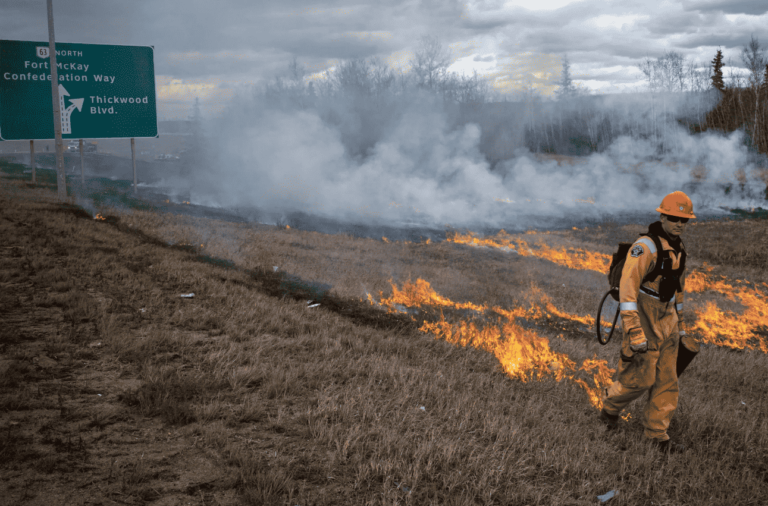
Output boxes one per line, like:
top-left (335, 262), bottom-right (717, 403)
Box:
top-left (648, 221), bottom-right (682, 251)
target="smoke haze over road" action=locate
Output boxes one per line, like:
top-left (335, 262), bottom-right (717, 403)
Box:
top-left (168, 84), bottom-right (767, 232)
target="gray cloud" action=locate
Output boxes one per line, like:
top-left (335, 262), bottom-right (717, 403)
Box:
top-left (682, 0), bottom-right (768, 16)
top-left (1, 0), bottom-right (766, 115)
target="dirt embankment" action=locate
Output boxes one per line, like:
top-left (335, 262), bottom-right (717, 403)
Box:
top-left (0, 176), bottom-right (424, 505)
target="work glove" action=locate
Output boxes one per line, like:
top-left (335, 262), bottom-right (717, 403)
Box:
top-left (628, 328), bottom-right (648, 353)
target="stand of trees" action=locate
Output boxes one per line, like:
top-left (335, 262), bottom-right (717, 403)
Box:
top-left (522, 40), bottom-right (768, 169)
top-left (703, 37), bottom-right (768, 155)
top-left (522, 50), bottom-right (723, 156)
top-left (251, 36), bottom-right (500, 162)
top-left (227, 35), bottom-right (767, 179)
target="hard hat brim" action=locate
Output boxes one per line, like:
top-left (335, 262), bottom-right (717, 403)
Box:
top-left (657, 207), bottom-right (696, 219)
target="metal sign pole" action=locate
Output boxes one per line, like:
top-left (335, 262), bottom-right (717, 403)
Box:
top-left (29, 140), bottom-right (36, 184)
top-left (131, 138), bottom-right (137, 192)
top-left (79, 139), bottom-right (84, 184)
top-left (46, 0), bottom-right (66, 199)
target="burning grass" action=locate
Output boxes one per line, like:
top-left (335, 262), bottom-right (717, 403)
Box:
top-left (2, 161), bottom-right (768, 505)
top-left (370, 277), bottom-right (611, 408)
top-left (448, 228), bottom-right (768, 354)
top-left (448, 229), bottom-right (613, 273)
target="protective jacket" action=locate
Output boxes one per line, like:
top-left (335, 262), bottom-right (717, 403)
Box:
top-left (618, 222), bottom-right (697, 353)
top-left (603, 221), bottom-right (696, 441)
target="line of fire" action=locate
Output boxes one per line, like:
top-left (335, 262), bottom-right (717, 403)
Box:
top-left (365, 228), bottom-right (768, 413)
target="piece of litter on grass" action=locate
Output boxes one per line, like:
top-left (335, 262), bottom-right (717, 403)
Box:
top-left (597, 490), bottom-right (617, 502)
top-left (273, 266), bottom-right (279, 272)
top-left (741, 401), bottom-right (746, 405)
top-left (308, 303), bottom-right (321, 308)
top-left (97, 394), bottom-right (102, 397)
top-left (419, 406), bottom-right (426, 411)
top-left (180, 293), bottom-right (194, 298)
top-left (140, 308), bottom-right (146, 313)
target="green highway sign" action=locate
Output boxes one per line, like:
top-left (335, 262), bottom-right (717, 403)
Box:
top-left (0, 39), bottom-right (158, 140)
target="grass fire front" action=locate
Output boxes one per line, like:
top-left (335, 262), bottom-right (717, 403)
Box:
top-left (1, 160), bottom-right (767, 505)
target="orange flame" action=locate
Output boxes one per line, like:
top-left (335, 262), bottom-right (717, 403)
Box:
top-left (94, 213), bottom-right (106, 221)
top-left (447, 231), bottom-right (611, 273)
top-left (572, 357), bottom-right (614, 408)
top-left (686, 269), bottom-right (768, 353)
top-left (379, 279), bottom-right (594, 329)
top-left (421, 314), bottom-right (576, 383)
top-left (380, 278), bottom-right (487, 313)
top-left (447, 231), bottom-right (768, 354)
top-left (372, 278), bottom-right (613, 408)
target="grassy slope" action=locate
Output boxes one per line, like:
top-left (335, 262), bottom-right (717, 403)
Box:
top-left (1, 160), bottom-right (767, 505)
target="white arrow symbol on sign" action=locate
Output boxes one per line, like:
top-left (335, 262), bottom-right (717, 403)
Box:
top-left (58, 84), bottom-right (83, 135)
top-left (66, 98), bottom-right (84, 114)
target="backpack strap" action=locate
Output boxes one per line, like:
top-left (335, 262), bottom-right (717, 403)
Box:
top-left (641, 233), bottom-right (686, 290)
top-left (673, 240), bottom-right (686, 292)
top-left (640, 233), bottom-right (665, 284)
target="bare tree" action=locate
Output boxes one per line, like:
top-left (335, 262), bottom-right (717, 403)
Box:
top-left (639, 51), bottom-right (686, 92)
top-left (740, 36), bottom-right (767, 151)
top-left (367, 57), bottom-right (395, 97)
top-left (325, 57), bottom-right (397, 101)
top-left (639, 57), bottom-right (657, 91)
top-left (763, 64), bottom-right (768, 95)
top-left (740, 35), bottom-right (766, 89)
top-left (440, 70), bottom-right (491, 104)
top-left (725, 57), bottom-right (746, 88)
top-left (686, 59), bottom-right (712, 93)
top-left (330, 58), bottom-right (374, 96)
top-left (411, 35), bottom-right (452, 90)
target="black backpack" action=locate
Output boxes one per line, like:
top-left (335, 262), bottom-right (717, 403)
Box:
top-left (607, 233), bottom-right (686, 302)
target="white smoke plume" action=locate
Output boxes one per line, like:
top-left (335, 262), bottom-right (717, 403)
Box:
top-left (179, 76), bottom-right (767, 232)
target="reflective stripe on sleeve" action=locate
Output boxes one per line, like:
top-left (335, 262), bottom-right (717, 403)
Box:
top-left (636, 237), bottom-right (657, 254)
top-left (676, 303), bottom-right (683, 311)
top-left (620, 302), bottom-right (638, 311)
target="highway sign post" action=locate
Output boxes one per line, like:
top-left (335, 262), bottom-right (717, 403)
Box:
top-left (47, 0), bottom-right (66, 199)
top-left (0, 37), bottom-right (158, 193)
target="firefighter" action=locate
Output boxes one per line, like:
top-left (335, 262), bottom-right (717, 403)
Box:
top-left (600, 191), bottom-right (698, 453)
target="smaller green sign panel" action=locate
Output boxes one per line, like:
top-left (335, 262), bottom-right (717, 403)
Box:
top-left (0, 39), bottom-right (158, 140)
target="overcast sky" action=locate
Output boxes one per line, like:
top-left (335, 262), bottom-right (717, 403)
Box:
top-left (2, 0), bottom-right (767, 120)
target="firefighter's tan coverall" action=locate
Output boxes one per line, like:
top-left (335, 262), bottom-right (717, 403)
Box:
top-left (602, 232), bottom-right (698, 441)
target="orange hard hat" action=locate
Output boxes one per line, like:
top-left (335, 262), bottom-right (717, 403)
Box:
top-left (656, 191), bottom-right (695, 219)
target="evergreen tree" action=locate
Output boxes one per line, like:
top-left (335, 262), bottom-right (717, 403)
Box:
top-left (556, 55), bottom-right (577, 99)
top-left (711, 49), bottom-right (726, 92)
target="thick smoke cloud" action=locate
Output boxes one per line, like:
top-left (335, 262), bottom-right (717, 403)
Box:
top-left (174, 78), bottom-right (767, 232)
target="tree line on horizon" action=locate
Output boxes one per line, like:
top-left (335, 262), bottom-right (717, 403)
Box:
top-left (195, 35), bottom-right (768, 184)
top-left (704, 37), bottom-right (768, 156)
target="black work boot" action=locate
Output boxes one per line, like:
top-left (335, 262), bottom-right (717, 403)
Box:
top-left (599, 409), bottom-right (619, 430)
top-left (654, 439), bottom-right (685, 454)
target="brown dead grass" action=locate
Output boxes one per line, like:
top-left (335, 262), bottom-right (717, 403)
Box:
top-left (1, 160), bottom-right (768, 505)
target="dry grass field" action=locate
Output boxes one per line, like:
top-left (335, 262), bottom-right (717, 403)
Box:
top-left (1, 159), bottom-right (767, 505)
